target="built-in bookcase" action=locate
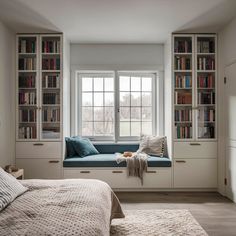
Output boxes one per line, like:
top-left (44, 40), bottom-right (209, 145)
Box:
top-left (173, 34), bottom-right (217, 140)
top-left (16, 34), bottom-right (62, 141)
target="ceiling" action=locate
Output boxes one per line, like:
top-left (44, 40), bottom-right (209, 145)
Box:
top-left (0, 0), bottom-right (236, 43)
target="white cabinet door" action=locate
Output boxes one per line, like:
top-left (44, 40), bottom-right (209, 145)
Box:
top-left (174, 159), bottom-right (217, 188)
top-left (16, 158), bottom-right (62, 179)
top-left (225, 63), bottom-right (236, 202)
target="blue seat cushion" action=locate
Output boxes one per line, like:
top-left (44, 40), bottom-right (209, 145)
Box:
top-left (63, 154), bottom-right (171, 168)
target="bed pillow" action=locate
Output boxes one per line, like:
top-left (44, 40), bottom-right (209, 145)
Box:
top-left (71, 137), bottom-right (99, 157)
top-left (138, 135), bottom-right (166, 157)
top-left (0, 167), bottom-right (28, 211)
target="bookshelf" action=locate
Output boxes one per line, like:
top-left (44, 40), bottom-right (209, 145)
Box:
top-left (173, 34), bottom-right (217, 140)
top-left (16, 34), bottom-right (62, 141)
top-left (172, 34), bottom-right (218, 189)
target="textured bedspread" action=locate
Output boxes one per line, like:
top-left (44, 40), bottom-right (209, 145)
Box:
top-left (0, 179), bottom-right (124, 236)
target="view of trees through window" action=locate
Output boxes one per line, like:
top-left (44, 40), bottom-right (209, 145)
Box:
top-left (79, 72), bottom-right (155, 140)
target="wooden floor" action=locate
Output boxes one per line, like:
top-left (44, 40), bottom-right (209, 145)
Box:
top-left (116, 192), bottom-right (236, 236)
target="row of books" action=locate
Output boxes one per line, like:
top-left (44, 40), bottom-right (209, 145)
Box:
top-left (198, 126), bottom-right (215, 139)
top-left (198, 91), bottom-right (215, 104)
top-left (19, 39), bottom-right (36, 53)
top-left (175, 56), bottom-right (191, 70)
top-left (175, 126), bottom-right (192, 139)
top-left (18, 126), bottom-right (37, 139)
top-left (197, 40), bottom-right (214, 53)
top-left (175, 109), bottom-right (192, 122)
top-left (175, 75), bottom-right (192, 88)
top-left (198, 57), bottom-right (215, 70)
top-left (19, 92), bottom-right (36, 105)
top-left (197, 74), bottom-right (215, 88)
top-left (43, 93), bottom-right (60, 104)
top-left (42, 108), bottom-right (60, 122)
top-left (42, 58), bottom-right (60, 70)
top-left (19, 58), bottom-right (36, 70)
top-left (19, 75), bottom-right (36, 88)
top-left (174, 40), bottom-right (192, 53)
top-left (175, 92), bottom-right (192, 104)
top-left (43, 75), bottom-right (60, 88)
top-left (198, 108), bottom-right (215, 122)
top-left (19, 109), bottom-right (36, 122)
top-left (42, 40), bottom-right (60, 53)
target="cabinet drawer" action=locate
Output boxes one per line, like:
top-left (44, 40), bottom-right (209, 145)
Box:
top-left (174, 142), bottom-right (217, 158)
top-left (16, 158), bottom-right (62, 179)
top-left (16, 142), bottom-right (62, 159)
top-left (143, 168), bottom-right (172, 188)
top-left (64, 169), bottom-right (141, 188)
top-left (174, 159), bottom-right (217, 188)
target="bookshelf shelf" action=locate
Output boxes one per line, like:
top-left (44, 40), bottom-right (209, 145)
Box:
top-left (173, 34), bottom-right (217, 140)
top-left (17, 34), bottom-right (62, 141)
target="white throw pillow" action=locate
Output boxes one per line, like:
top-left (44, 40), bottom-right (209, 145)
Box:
top-left (0, 167), bottom-right (28, 211)
top-left (138, 135), bottom-right (166, 157)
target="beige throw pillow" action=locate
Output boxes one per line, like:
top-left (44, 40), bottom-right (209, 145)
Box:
top-left (138, 135), bottom-right (166, 157)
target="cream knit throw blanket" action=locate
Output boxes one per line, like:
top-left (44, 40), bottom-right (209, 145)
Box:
top-left (116, 152), bottom-right (148, 184)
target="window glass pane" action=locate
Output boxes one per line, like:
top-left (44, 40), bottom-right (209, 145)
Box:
top-left (94, 107), bottom-right (104, 121)
top-left (131, 92), bottom-right (141, 106)
top-left (142, 77), bottom-right (152, 91)
top-left (104, 77), bottom-right (114, 91)
top-left (94, 122), bottom-right (104, 135)
top-left (94, 93), bottom-right (103, 106)
top-left (104, 107), bottom-right (114, 121)
top-left (131, 76), bottom-right (141, 91)
top-left (82, 92), bottom-right (92, 106)
top-left (82, 107), bottom-right (93, 121)
top-left (131, 122), bottom-right (141, 136)
top-left (142, 107), bottom-right (152, 121)
top-left (131, 107), bottom-right (141, 121)
top-left (94, 77), bottom-right (103, 91)
top-left (82, 77), bottom-right (92, 91)
top-left (142, 92), bottom-right (152, 106)
top-left (105, 92), bottom-right (114, 106)
top-left (120, 122), bottom-right (130, 136)
top-left (120, 107), bottom-right (130, 121)
top-left (142, 122), bottom-right (152, 135)
top-left (120, 92), bottom-right (130, 106)
top-left (82, 122), bottom-right (93, 136)
top-left (104, 122), bottom-right (113, 135)
top-left (120, 76), bottom-right (130, 91)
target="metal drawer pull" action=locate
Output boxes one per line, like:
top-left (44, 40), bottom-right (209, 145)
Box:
top-left (80, 171), bottom-right (90, 173)
top-left (112, 171), bottom-right (123, 173)
top-left (146, 170), bottom-right (157, 173)
top-left (49, 160), bottom-right (59, 163)
top-left (189, 143), bottom-right (201, 146)
top-left (33, 143), bottom-right (44, 146)
top-left (175, 160), bottom-right (186, 163)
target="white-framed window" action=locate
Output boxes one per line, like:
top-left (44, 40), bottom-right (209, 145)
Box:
top-left (77, 71), bottom-right (159, 141)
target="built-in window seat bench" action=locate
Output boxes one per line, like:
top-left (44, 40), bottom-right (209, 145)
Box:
top-left (63, 144), bottom-right (172, 190)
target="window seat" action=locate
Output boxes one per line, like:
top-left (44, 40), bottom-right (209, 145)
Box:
top-left (63, 154), bottom-right (171, 168)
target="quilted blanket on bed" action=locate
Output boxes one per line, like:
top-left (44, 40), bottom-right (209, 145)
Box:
top-left (0, 179), bottom-right (124, 236)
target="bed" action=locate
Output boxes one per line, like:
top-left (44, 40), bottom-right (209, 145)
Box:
top-left (0, 178), bottom-right (124, 236)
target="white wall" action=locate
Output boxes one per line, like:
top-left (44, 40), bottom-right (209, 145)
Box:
top-left (218, 16), bottom-right (236, 196)
top-left (164, 37), bottom-right (172, 157)
top-left (0, 21), bottom-right (15, 167)
top-left (70, 44), bottom-right (164, 136)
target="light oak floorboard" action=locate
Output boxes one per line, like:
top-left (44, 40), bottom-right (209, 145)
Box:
top-left (116, 192), bottom-right (236, 236)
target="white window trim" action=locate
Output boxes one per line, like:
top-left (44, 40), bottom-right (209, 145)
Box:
top-left (75, 70), bottom-right (163, 142)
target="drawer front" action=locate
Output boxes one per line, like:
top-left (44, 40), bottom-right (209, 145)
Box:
top-left (16, 142), bottom-right (62, 159)
top-left (174, 142), bottom-right (217, 159)
top-left (174, 159), bottom-right (217, 188)
top-left (16, 159), bottom-right (62, 179)
top-left (64, 169), bottom-right (141, 188)
top-left (143, 168), bottom-right (172, 188)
